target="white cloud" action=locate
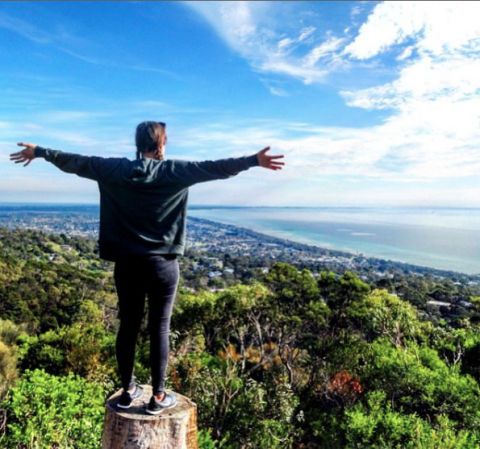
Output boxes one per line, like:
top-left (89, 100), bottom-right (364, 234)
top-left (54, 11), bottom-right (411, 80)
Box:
top-left (396, 45), bottom-right (414, 61)
top-left (344, 1), bottom-right (480, 59)
top-left (185, 1), bottom-right (480, 97)
top-left (303, 37), bottom-right (346, 67)
top-left (344, 2), bottom-right (427, 60)
top-left (339, 1), bottom-right (480, 181)
top-left (171, 117), bottom-right (480, 182)
top-left (343, 55), bottom-right (480, 109)
top-left (278, 26), bottom-right (316, 51)
top-left (3, 113), bottom-right (480, 206)
top-left (263, 84), bottom-right (288, 97)
top-left (345, 1), bottom-right (480, 59)
top-left (185, 1), bottom-right (344, 85)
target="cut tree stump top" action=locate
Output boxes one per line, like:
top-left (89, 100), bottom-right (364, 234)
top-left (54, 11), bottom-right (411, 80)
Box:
top-left (105, 385), bottom-right (195, 421)
top-left (102, 385), bottom-right (198, 449)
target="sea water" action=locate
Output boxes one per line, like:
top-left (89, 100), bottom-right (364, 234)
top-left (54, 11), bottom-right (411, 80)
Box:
top-left (188, 207), bottom-right (480, 275)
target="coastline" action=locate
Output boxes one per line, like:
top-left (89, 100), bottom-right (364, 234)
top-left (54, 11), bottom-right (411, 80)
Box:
top-left (187, 208), bottom-right (480, 276)
top-left (187, 215), bottom-right (480, 280)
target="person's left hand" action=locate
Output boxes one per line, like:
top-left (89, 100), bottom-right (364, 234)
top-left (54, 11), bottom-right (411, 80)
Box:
top-left (10, 142), bottom-right (37, 167)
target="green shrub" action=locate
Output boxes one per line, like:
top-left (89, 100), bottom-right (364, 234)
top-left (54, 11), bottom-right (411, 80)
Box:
top-left (362, 339), bottom-right (480, 428)
top-left (198, 428), bottom-right (218, 449)
top-left (342, 391), bottom-right (480, 449)
top-left (0, 368), bottom-right (106, 449)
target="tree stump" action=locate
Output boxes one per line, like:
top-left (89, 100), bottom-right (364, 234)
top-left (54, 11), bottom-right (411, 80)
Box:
top-left (102, 385), bottom-right (198, 449)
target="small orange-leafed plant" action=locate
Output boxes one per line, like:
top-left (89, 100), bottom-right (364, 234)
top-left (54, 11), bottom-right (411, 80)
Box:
top-left (218, 343), bottom-right (242, 362)
top-left (219, 342), bottom-right (284, 370)
top-left (261, 341), bottom-right (283, 369)
top-left (244, 345), bottom-right (261, 363)
top-left (327, 370), bottom-right (363, 404)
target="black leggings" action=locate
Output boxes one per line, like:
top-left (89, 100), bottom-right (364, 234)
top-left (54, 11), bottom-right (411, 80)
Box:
top-left (113, 254), bottom-right (180, 395)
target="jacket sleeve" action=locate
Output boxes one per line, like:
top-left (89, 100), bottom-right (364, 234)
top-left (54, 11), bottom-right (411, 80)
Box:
top-left (34, 146), bottom-right (120, 182)
top-left (166, 154), bottom-right (259, 187)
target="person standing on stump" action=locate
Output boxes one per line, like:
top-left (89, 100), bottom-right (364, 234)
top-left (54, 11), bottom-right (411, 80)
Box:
top-left (10, 121), bottom-right (285, 414)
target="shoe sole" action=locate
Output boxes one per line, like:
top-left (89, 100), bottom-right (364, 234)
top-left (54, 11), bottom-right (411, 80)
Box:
top-left (116, 402), bottom-right (133, 409)
top-left (145, 397), bottom-right (178, 415)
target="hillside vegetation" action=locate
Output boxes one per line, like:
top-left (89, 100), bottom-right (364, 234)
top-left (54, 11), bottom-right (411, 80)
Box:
top-left (0, 227), bottom-right (480, 448)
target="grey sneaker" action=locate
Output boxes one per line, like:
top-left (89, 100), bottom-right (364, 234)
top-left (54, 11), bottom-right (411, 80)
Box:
top-left (117, 384), bottom-right (144, 409)
top-left (146, 391), bottom-right (177, 415)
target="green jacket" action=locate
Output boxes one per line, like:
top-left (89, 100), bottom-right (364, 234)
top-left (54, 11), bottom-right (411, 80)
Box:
top-left (34, 146), bottom-right (259, 260)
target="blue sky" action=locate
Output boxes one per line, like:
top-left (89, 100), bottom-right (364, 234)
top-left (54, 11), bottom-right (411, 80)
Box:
top-left (1, 1), bottom-right (479, 206)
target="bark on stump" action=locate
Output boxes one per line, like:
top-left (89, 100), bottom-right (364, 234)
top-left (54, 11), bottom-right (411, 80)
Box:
top-left (102, 385), bottom-right (198, 449)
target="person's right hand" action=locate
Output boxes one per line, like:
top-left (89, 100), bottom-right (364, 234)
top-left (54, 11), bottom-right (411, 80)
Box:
top-left (256, 147), bottom-right (285, 170)
top-left (10, 142), bottom-right (37, 167)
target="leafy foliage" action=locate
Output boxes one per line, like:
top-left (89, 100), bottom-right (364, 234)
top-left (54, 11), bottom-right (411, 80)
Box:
top-left (0, 228), bottom-right (479, 448)
top-left (341, 391), bottom-right (479, 449)
top-left (0, 369), bottom-right (105, 449)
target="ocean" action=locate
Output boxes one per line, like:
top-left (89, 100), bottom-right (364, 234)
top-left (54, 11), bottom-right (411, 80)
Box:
top-left (188, 206), bottom-right (480, 275)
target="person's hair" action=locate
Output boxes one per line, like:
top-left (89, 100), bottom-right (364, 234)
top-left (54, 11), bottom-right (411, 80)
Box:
top-left (135, 121), bottom-right (166, 160)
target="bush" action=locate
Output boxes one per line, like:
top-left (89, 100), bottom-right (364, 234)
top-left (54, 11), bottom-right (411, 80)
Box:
top-left (198, 428), bottom-right (218, 449)
top-left (362, 339), bottom-right (480, 429)
top-left (0, 368), bottom-right (106, 449)
top-left (342, 391), bottom-right (480, 449)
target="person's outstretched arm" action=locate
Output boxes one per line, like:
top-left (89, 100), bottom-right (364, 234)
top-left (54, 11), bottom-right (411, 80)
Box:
top-left (167, 146), bottom-right (285, 187)
top-left (9, 143), bottom-right (120, 182)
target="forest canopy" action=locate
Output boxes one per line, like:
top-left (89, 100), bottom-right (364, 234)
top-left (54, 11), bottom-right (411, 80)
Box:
top-left (0, 227), bottom-right (479, 448)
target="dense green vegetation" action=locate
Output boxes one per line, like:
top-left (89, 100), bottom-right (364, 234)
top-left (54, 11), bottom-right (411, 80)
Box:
top-left (1, 227), bottom-right (480, 448)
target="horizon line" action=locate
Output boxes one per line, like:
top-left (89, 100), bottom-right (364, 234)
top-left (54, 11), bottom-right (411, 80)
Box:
top-left (0, 201), bottom-right (479, 210)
